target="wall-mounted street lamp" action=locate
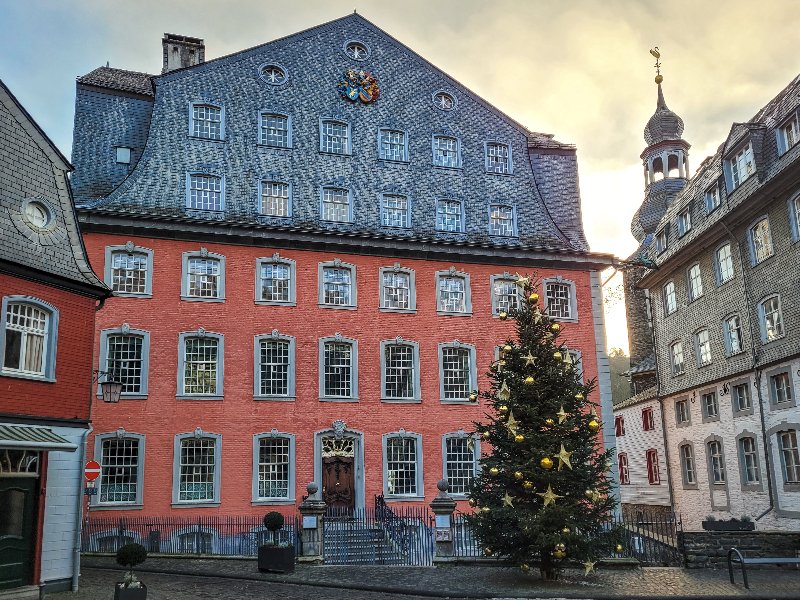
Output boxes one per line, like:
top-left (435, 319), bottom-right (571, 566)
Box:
top-left (93, 370), bottom-right (123, 404)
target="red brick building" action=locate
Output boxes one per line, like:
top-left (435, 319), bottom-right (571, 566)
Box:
top-left (0, 79), bottom-right (109, 594)
top-left (72, 16), bottom-right (617, 524)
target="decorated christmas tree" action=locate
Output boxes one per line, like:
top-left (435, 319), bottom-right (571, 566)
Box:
top-left (467, 274), bottom-right (620, 579)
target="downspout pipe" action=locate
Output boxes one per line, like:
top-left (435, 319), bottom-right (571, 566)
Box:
top-left (72, 424), bottom-right (92, 591)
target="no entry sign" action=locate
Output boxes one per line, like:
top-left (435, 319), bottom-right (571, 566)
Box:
top-left (84, 460), bottom-right (101, 481)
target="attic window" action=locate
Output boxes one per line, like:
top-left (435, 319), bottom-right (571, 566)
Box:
top-left (24, 201), bottom-right (51, 229)
top-left (344, 41), bottom-right (369, 61)
top-left (433, 92), bottom-right (455, 112)
top-left (116, 147), bottom-right (132, 164)
top-left (728, 141), bottom-right (755, 189)
top-left (260, 64), bottom-right (287, 86)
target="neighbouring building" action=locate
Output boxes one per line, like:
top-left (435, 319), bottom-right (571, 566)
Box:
top-left (0, 79), bottom-right (109, 595)
top-left (623, 70), bottom-right (800, 531)
top-left (71, 14), bottom-right (617, 535)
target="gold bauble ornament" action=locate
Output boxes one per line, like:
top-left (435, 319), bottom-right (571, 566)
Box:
top-left (489, 467), bottom-right (500, 477)
top-left (524, 376), bottom-right (535, 385)
top-left (615, 544), bottom-right (624, 553)
top-left (520, 563), bottom-right (530, 573)
top-left (553, 351), bottom-right (562, 361)
top-left (480, 506), bottom-right (490, 514)
top-left (528, 292), bottom-right (539, 304)
top-left (562, 527), bottom-right (571, 535)
top-left (468, 498), bottom-right (477, 507)
top-left (484, 547), bottom-right (493, 556)
top-left (514, 471), bottom-right (524, 480)
top-left (551, 323), bottom-right (561, 332)
top-left (469, 392), bottom-right (478, 402)
top-left (575, 392), bottom-right (584, 400)
top-left (655, 74), bottom-right (663, 84)
top-left (514, 434), bottom-right (525, 443)
top-left (498, 404), bottom-right (509, 414)
top-left (503, 344), bottom-right (513, 353)
top-left (545, 418), bottom-right (555, 427)
top-left (498, 359), bottom-right (506, 368)
top-left (522, 480), bottom-right (534, 490)
top-left (553, 549), bottom-right (566, 560)
top-left (482, 431), bottom-right (491, 441)
top-left (499, 311), bottom-right (508, 321)
top-left (585, 489), bottom-right (593, 498)
top-left (588, 419), bottom-right (600, 432)
top-left (555, 542), bottom-right (566, 552)
top-left (540, 456), bottom-right (554, 470)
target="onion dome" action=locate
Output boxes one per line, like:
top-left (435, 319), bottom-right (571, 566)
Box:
top-left (644, 83), bottom-right (684, 145)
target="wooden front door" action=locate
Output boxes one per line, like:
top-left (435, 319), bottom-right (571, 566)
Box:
top-left (0, 477), bottom-right (37, 590)
top-left (322, 455), bottom-right (355, 510)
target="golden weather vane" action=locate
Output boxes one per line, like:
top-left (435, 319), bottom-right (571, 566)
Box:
top-left (650, 47), bottom-right (663, 84)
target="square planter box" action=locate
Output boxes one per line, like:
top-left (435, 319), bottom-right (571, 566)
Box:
top-left (258, 545), bottom-right (295, 573)
top-left (701, 520), bottom-right (755, 532)
top-left (114, 583), bottom-right (147, 600)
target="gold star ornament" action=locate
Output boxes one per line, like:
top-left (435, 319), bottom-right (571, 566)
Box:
top-left (503, 492), bottom-right (515, 507)
top-left (523, 351), bottom-right (537, 367)
top-left (584, 559), bottom-right (596, 575)
top-left (554, 443), bottom-right (573, 471)
top-left (556, 405), bottom-right (568, 424)
top-left (537, 484), bottom-right (562, 507)
top-left (514, 273), bottom-right (530, 288)
top-left (505, 410), bottom-right (519, 436)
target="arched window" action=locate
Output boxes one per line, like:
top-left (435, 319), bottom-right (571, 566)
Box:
top-left (1, 297), bottom-right (58, 380)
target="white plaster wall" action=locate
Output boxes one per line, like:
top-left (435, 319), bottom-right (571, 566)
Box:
top-left (40, 426), bottom-right (86, 586)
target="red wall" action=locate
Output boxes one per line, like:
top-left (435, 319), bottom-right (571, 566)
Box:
top-left (0, 272), bottom-right (97, 421)
top-left (84, 233), bottom-right (602, 516)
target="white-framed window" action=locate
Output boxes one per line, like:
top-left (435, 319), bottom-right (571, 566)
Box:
top-left (173, 430), bottom-right (221, 505)
top-left (181, 251), bottom-right (225, 301)
top-left (433, 91), bottom-right (456, 111)
top-left (436, 199), bottom-right (464, 233)
top-left (381, 193), bottom-right (410, 228)
top-left (656, 228), bottom-right (668, 254)
top-left (749, 217), bottom-right (774, 264)
top-left (544, 278), bottom-right (577, 321)
top-left (380, 338), bottom-right (421, 402)
top-left (438, 341), bottom-right (477, 403)
top-left (442, 432), bottom-right (478, 496)
top-left (252, 432), bottom-right (295, 503)
top-left (790, 194), bottom-right (800, 241)
top-left (695, 328), bottom-right (712, 367)
top-left (95, 432), bottom-right (145, 506)
top-left (319, 335), bottom-right (358, 401)
top-left (105, 245), bottom-right (153, 297)
top-left (99, 327), bottom-right (150, 398)
top-left (186, 173), bottom-right (223, 211)
top-left (259, 113), bottom-right (291, 148)
top-left (432, 135), bottom-right (460, 168)
top-left (677, 207), bottom-right (691, 237)
top-left (488, 204), bottom-right (516, 237)
top-left (255, 255), bottom-right (295, 305)
top-left (733, 383), bottom-right (751, 413)
top-left (680, 444), bottom-right (696, 486)
top-left (671, 341), bottom-right (685, 376)
top-left (259, 180), bottom-right (291, 217)
top-left (702, 391), bottom-right (719, 420)
top-left (177, 331), bottom-right (223, 398)
top-left (675, 398), bottom-right (690, 425)
top-left (320, 119), bottom-right (351, 155)
top-left (642, 407), bottom-right (655, 431)
top-left (715, 243), bottom-right (734, 285)
top-left (1, 297), bottom-right (58, 381)
top-left (320, 186), bottom-right (352, 223)
top-left (259, 64), bottom-right (288, 85)
top-left (770, 372), bottom-right (793, 405)
top-left (778, 114), bottom-right (799, 156)
top-left (707, 439), bottom-right (726, 484)
top-left (646, 449), bottom-right (660, 485)
top-left (379, 265), bottom-right (416, 313)
top-left (383, 431), bottom-right (423, 498)
top-left (758, 294), bottom-right (784, 343)
top-left (618, 452), bottom-right (630, 484)
top-left (190, 103), bottom-right (223, 140)
top-left (739, 436), bottom-right (760, 485)
top-left (687, 264), bottom-right (703, 301)
top-left (722, 314), bottom-right (744, 356)
top-left (343, 40), bottom-right (370, 60)
top-left (435, 269), bottom-right (472, 315)
top-left (663, 281), bottom-right (677, 315)
top-left (779, 430), bottom-right (800, 483)
top-left (485, 142), bottom-right (512, 174)
top-left (727, 141), bottom-right (755, 189)
top-left (705, 184), bottom-right (721, 213)
top-left (378, 129), bottom-right (408, 162)
top-left (319, 260), bottom-right (356, 308)
top-left (491, 275), bottom-right (520, 315)
top-left (254, 333), bottom-right (295, 399)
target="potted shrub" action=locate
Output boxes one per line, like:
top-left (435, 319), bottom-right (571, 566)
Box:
top-left (114, 543), bottom-right (148, 600)
top-left (701, 516), bottom-right (755, 531)
top-left (258, 511), bottom-right (295, 573)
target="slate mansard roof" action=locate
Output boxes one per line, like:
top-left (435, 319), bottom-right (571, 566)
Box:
top-left (0, 79), bottom-right (108, 294)
top-left (73, 13), bottom-right (608, 265)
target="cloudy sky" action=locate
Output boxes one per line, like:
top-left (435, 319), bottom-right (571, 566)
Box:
top-left (2, 0), bottom-right (798, 351)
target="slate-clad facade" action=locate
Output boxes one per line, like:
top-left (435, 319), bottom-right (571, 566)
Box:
top-left (72, 14), bottom-right (615, 523)
top-left (623, 73), bottom-right (800, 531)
top-left (0, 79), bottom-right (109, 594)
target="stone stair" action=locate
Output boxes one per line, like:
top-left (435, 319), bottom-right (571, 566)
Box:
top-left (323, 519), bottom-right (405, 565)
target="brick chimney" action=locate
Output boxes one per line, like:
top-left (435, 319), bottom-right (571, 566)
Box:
top-left (162, 33), bottom-right (205, 74)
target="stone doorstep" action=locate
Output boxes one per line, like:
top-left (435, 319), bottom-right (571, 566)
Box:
top-left (0, 586), bottom-right (39, 600)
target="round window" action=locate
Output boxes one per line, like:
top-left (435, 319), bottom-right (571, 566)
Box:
top-left (24, 201), bottom-right (51, 229)
top-left (260, 64), bottom-right (288, 85)
top-left (433, 91), bottom-right (456, 111)
top-left (344, 41), bottom-right (369, 61)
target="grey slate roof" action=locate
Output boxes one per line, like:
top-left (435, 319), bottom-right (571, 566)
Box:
top-left (644, 83), bottom-right (685, 146)
top-left (77, 67), bottom-right (154, 97)
top-left (613, 385), bottom-right (657, 410)
top-left (624, 352), bottom-right (656, 376)
top-left (0, 79), bottom-right (108, 293)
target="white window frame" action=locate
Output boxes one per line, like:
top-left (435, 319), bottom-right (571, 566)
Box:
top-left (758, 294), bottom-right (785, 343)
top-left (788, 192), bottom-right (800, 242)
top-left (695, 328), bottom-right (712, 367)
top-left (675, 398), bottom-right (691, 426)
top-left (705, 184), bottom-right (721, 213)
top-left (722, 314), bottom-right (744, 356)
top-left (437, 341), bottom-right (477, 404)
top-left (176, 330), bottom-right (224, 400)
top-left (777, 113), bottom-right (799, 156)
top-left (382, 431), bottom-right (424, 500)
top-left (254, 332), bottom-right (296, 400)
top-left (677, 206), bottom-right (691, 237)
top-left (252, 430), bottom-right (296, 504)
top-left (181, 250), bottom-right (226, 302)
top-left (255, 255), bottom-right (296, 306)
top-left (379, 265), bottom-right (416, 314)
top-left (714, 242), bottom-right (734, 286)
top-left (442, 431), bottom-right (480, 497)
top-left (671, 340), bottom-right (685, 376)
top-left (93, 431), bottom-right (145, 507)
top-left (186, 172), bottom-right (224, 212)
top-left (488, 203), bottom-right (517, 237)
top-left (98, 326), bottom-right (150, 399)
top-left (490, 274), bottom-right (521, 316)
top-left (748, 216), bottom-right (774, 265)
top-left (663, 281), bottom-right (677, 316)
top-left (778, 430), bottom-right (800, 484)
top-left (543, 277), bottom-right (578, 322)
top-left (189, 102), bottom-right (224, 141)
top-left (319, 118), bottom-right (352, 155)
top-left (172, 430), bottom-right (222, 506)
top-left (380, 338), bottom-right (421, 403)
top-left (655, 228), bottom-right (668, 254)
top-left (738, 435), bottom-right (761, 486)
top-left (0, 296), bottom-right (59, 382)
top-left (679, 443), bottom-right (697, 487)
top-left (707, 438), bottom-right (726, 484)
top-left (377, 128), bottom-right (409, 162)
top-left (380, 192), bottom-right (411, 229)
top-left (484, 141), bottom-right (513, 175)
top-left (257, 180), bottom-right (292, 218)
top-left (435, 268), bottom-right (472, 316)
top-left (702, 390), bottom-right (719, 421)
top-left (431, 135), bottom-right (461, 169)
top-left (320, 186), bottom-right (353, 223)
top-left (104, 244), bottom-right (154, 298)
top-left (258, 112), bottom-right (292, 148)
top-left (687, 263), bottom-right (703, 302)
top-left (318, 334), bottom-right (359, 401)
top-left (725, 140), bottom-right (755, 190)
top-left (318, 260), bottom-right (357, 309)
top-left (435, 198), bottom-right (465, 233)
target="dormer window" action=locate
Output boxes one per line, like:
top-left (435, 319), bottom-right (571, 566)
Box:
top-left (705, 185), bottom-right (721, 213)
top-left (778, 114), bottom-right (799, 155)
top-left (728, 141), bottom-right (755, 189)
top-left (655, 229), bottom-right (667, 254)
top-left (677, 207), bottom-right (691, 237)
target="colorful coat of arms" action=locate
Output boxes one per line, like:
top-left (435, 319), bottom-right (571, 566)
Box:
top-left (337, 69), bottom-right (380, 104)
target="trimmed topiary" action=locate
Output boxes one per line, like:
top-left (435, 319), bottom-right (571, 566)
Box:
top-left (263, 511), bottom-right (285, 546)
top-left (116, 543), bottom-right (147, 589)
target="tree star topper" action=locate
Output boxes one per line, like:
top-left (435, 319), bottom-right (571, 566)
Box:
top-left (537, 484), bottom-right (562, 507)
top-left (554, 443), bottom-right (573, 471)
top-left (337, 68), bottom-right (381, 104)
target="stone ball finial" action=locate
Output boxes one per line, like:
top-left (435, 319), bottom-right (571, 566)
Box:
top-left (437, 479), bottom-right (449, 492)
top-left (307, 482), bottom-right (319, 495)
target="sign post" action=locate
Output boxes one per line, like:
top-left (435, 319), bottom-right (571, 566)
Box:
top-left (84, 460), bottom-right (101, 496)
